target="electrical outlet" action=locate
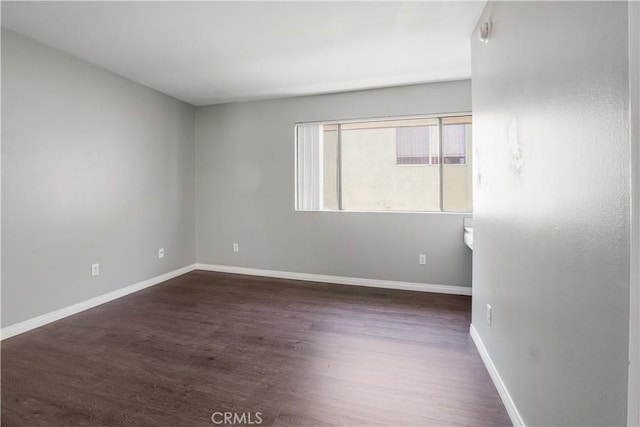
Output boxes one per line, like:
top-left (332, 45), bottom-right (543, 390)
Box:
top-left (486, 304), bottom-right (493, 326)
top-left (158, 248), bottom-right (164, 259)
top-left (91, 263), bottom-right (100, 277)
top-left (233, 243), bottom-right (239, 253)
top-left (419, 254), bottom-right (426, 265)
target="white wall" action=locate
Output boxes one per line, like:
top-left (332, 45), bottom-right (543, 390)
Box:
top-left (471, 2), bottom-right (630, 426)
top-left (1, 29), bottom-right (196, 327)
top-left (195, 81), bottom-right (473, 287)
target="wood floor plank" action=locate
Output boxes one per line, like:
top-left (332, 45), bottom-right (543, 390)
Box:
top-left (2, 270), bottom-right (511, 426)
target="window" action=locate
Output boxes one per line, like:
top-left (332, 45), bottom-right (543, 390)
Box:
top-left (295, 115), bottom-right (472, 212)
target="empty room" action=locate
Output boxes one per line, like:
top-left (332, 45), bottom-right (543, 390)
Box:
top-left (1, 1), bottom-right (639, 426)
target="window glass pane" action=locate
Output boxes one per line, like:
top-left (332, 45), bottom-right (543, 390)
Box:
top-left (396, 126), bottom-right (440, 165)
top-left (443, 125), bottom-right (466, 164)
top-left (442, 116), bottom-right (472, 212)
top-left (341, 120), bottom-right (440, 211)
top-left (322, 126), bottom-right (339, 210)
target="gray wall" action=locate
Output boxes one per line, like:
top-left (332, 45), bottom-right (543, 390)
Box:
top-left (471, 2), bottom-right (630, 426)
top-left (195, 81), bottom-right (472, 287)
top-left (629, 2), bottom-right (640, 424)
top-left (1, 29), bottom-right (196, 327)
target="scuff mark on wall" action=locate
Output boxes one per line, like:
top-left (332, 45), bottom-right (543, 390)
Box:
top-left (508, 117), bottom-right (524, 172)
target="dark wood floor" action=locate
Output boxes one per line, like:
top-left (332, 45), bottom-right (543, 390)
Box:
top-left (2, 271), bottom-right (511, 426)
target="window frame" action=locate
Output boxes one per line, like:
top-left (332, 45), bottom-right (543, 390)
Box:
top-left (294, 112), bottom-right (473, 214)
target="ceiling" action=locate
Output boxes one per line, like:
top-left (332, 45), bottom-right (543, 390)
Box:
top-left (2, 1), bottom-right (486, 106)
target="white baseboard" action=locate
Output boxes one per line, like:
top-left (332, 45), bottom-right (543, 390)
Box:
top-left (0, 264), bottom-right (197, 341)
top-left (470, 324), bottom-right (525, 427)
top-left (195, 263), bottom-right (472, 296)
top-left (1, 263), bottom-right (470, 341)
